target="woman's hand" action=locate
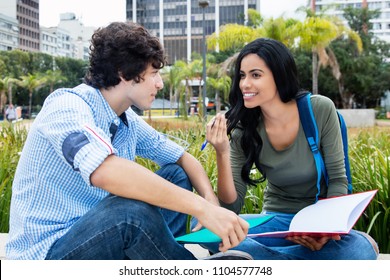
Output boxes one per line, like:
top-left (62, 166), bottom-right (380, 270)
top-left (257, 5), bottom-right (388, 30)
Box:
top-left (286, 234), bottom-right (341, 251)
top-left (206, 113), bottom-right (230, 154)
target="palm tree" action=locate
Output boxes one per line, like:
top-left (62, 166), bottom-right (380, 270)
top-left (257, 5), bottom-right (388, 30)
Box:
top-left (207, 75), bottom-right (231, 113)
top-left (161, 64), bottom-right (183, 116)
top-left (257, 17), bottom-right (300, 48)
top-left (16, 73), bottom-right (46, 119)
top-left (187, 59), bottom-right (205, 120)
top-left (44, 69), bottom-right (67, 93)
top-left (207, 24), bottom-right (257, 53)
top-left (208, 10), bottom-right (299, 53)
top-left (167, 60), bottom-right (192, 120)
top-left (295, 7), bottom-right (362, 98)
top-left (2, 77), bottom-right (18, 106)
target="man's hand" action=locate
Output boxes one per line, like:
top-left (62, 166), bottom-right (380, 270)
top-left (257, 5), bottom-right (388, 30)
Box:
top-left (196, 203), bottom-right (249, 252)
top-left (286, 234), bottom-right (341, 251)
top-left (191, 192), bottom-right (220, 232)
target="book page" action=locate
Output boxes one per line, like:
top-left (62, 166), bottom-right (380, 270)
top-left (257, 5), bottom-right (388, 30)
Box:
top-left (289, 190), bottom-right (377, 233)
top-left (248, 190), bottom-right (377, 238)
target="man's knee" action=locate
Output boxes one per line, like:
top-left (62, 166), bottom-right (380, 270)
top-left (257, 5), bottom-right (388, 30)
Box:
top-left (100, 195), bottom-right (163, 222)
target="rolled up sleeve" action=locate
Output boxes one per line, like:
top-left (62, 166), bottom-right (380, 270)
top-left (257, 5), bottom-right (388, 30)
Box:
top-left (40, 94), bottom-right (114, 186)
top-left (134, 116), bottom-right (184, 165)
top-left (72, 125), bottom-right (114, 185)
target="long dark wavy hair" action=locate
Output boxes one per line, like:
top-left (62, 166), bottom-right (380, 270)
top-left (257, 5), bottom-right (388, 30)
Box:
top-left (84, 22), bottom-right (166, 89)
top-left (226, 38), bottom-right (301, 186)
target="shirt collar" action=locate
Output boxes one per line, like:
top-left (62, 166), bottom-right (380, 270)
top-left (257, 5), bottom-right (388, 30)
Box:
top-left (94, 87), bottom-right (129, 128)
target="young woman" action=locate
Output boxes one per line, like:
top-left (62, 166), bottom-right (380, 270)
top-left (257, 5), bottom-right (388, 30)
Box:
top-left (204, 38), bottom-right (379, 259)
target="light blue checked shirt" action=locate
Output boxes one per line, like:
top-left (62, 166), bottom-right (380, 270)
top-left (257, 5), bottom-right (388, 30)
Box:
top-left (6, 84), bottom-right (184, 260)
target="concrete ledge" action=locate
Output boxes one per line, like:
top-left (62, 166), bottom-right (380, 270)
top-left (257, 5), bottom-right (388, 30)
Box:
top-left (338, 109), bottom-right (376, 127)
top-left (1, 233), bottom-right (389, 260)
top-left (1, 233), bottom-right (7, 260)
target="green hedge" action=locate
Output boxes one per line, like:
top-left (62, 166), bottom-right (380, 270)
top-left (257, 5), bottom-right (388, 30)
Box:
top-left (0, 122), bottom-right (27, 233)
top-left (0, 121), bottom-right (389, 253)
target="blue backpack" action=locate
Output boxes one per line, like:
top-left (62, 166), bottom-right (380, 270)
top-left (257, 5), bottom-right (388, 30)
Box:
top-left (296, 92), bottom-right (353, 201)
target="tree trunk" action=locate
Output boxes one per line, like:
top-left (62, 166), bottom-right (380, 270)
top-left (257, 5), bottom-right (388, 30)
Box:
top-left (312, 51), bottom-right (319, 95)
top-left (180, 90), bottom-right (188, 120)
top-left (7, 84), bottom-right (12, 105)
top-left (215, 90), bottom-right (221, 114)
top-left (28, 90), bottom-right (33, 119)
top-left (169, 86), bottom-right (173, 116)
top-left (338, 79), bottom-right (349, 109)
top-left (0, 90), bottom-right (5, 115)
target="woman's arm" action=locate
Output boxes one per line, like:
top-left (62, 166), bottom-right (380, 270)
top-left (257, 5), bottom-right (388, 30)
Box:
top-left (206, 114), bottom-right (240, 208)
top-left (176, 151), bottom-right (219, 205)
top-left (313, 96), bottom-right (348, 197)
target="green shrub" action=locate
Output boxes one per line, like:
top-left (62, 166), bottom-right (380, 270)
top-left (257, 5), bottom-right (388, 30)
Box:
top-left (0, 118), bottom-right (389, 253)
top-left (349, 129), bottom-right (390, 253)
top-left (0, 123), bottom-right (27, 233)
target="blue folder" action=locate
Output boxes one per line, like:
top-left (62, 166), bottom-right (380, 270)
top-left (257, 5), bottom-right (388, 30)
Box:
top-left (175, 214), bottom-right (274, 244)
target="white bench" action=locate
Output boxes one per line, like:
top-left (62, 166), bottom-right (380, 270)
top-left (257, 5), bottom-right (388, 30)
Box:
top-left (1, 233), bottom-right (389, 260)
top-left (0, 233), bottom-right (7, 260)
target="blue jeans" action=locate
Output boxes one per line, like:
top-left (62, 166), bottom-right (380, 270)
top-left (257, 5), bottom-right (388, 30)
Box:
top-left (45, 164), bottom-right (197, 260)
top-left (199, 213), bottom-right (378, 260)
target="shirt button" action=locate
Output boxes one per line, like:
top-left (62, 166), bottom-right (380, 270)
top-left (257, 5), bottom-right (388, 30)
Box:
top-left (114, 119), bottom-right (120, 125)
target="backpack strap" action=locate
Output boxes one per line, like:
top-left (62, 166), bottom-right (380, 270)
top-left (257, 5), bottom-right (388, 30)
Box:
top-left (296, 92), bottom-right (328, 201)
top-left (337, 112), bottom-right (353, 194)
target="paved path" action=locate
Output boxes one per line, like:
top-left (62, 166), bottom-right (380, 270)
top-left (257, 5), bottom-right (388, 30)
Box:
top-left (376, 120), bottom-right (390, 126)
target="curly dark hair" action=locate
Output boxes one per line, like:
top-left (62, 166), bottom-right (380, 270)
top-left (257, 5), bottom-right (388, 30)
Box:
top-left (226, 38), bottom-right (301, 186)
top-left (84, 22), bottom-right (166, 89)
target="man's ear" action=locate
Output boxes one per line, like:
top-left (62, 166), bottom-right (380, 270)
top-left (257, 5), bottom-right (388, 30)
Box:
top-left (118, 75), bottom-right (132, 86)
top-left (119, 74), bottom-right (136, 86)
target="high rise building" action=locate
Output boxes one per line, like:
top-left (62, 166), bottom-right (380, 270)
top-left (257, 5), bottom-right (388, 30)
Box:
top-left (126, 0), bottom-right (260, 64)
top-left (0, 0), bottom-right (40, 52)
top-left (56, 13), bottom-right (95, 60)
top-left (40, 26), bottom-right (73, 58)
top-left (314, 0), bottom-right (390, 42)
top-left (0, 13), bottom-right (19, 51)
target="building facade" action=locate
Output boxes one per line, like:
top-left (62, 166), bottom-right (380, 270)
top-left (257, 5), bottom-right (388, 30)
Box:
top-left (0, 1), bottom-right (91, 60)
top-left (57, 13), bottom-right (95, 60)
top-left (40, 26), bottom-right (73, 58)
top-left (0, 0), bottom-right (40, 52)
top-left (40, 26), bottom-right (57, 56)
top-left (126, 0), bottom-right (260, 64)
top-left (0, 13), bottom-right (19, 51)
top-left (315, 0), bottom-right (390, 42)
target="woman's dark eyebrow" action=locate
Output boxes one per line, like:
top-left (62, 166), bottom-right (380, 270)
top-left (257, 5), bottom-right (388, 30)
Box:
top-left (240, 68), bottom-right (264, 73)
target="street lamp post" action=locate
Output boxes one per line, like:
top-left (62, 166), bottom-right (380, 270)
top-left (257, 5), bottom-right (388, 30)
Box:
top-left (199, 0), bottom-right (209, 121)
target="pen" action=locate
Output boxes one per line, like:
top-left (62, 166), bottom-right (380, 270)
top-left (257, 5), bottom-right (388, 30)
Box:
top-left (200, 139), bottom-right (208, 151)
top-left (200, 118), bottom-right (216, 151)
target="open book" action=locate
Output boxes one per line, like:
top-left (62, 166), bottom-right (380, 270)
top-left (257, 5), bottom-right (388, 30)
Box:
top-left (248, 190), bottom-right (377, 238)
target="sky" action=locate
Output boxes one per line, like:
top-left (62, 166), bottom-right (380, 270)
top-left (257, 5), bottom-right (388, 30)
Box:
top-left (39, 0), bottom-right (308, 28)
top-left (260, 0), bottom-right (308, 20)
top-left (39, 0), bottom-right (127, 27)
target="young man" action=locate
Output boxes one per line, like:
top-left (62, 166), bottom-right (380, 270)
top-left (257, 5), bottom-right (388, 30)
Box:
top-left (6, 22), bottom-right (250, 260)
